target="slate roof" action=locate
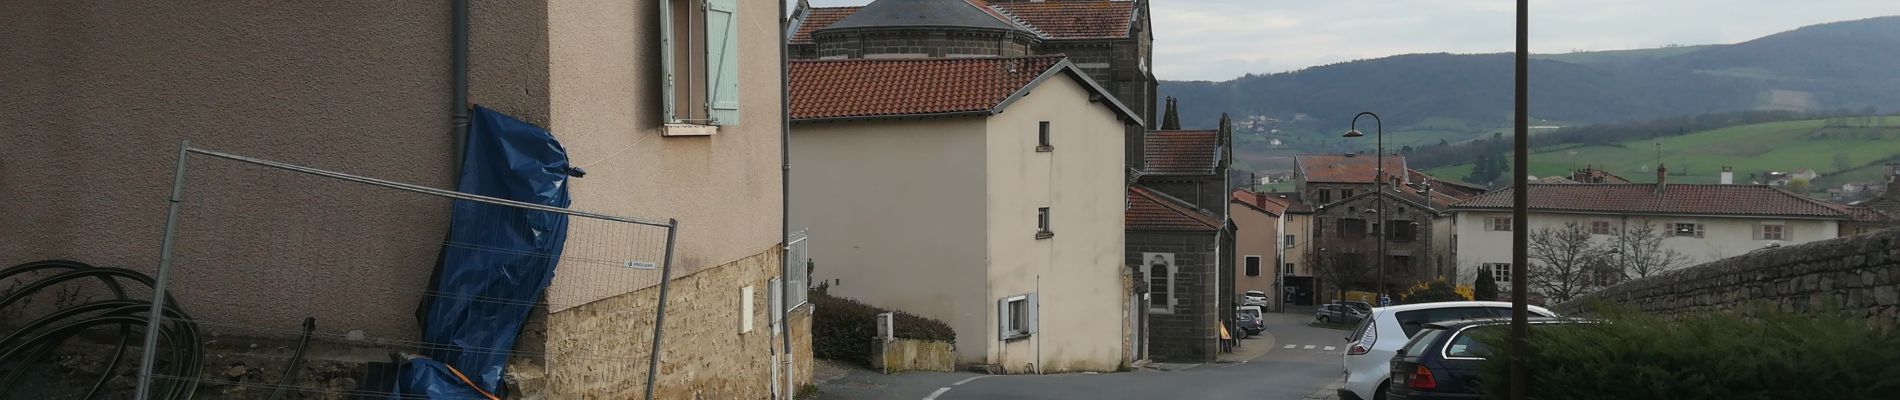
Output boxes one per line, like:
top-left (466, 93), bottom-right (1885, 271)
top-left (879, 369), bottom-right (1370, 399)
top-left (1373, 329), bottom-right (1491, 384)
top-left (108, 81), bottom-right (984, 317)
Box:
top-left (791, 7), bottom-right (860, 44)
top-left (1144, 130), bottom-right (1219, 175)
top-left (789, 55), bottom-right (1063, 120)
top-left (1298, 154), bottom-right (1408, 184)
top-left (1449, 184), bottom-right (1849, 219)
top-left (822, 0), bottom-right (1030, 34)
top-left (990, 1), bottom-right (1138, 40)
top-left (1128, 186), bottom-right (1222, 231)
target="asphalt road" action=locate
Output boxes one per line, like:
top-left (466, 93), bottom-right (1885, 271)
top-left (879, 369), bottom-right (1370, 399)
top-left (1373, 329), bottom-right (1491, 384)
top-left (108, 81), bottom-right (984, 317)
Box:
top-left (815, 311), bottom-right (1350, 400)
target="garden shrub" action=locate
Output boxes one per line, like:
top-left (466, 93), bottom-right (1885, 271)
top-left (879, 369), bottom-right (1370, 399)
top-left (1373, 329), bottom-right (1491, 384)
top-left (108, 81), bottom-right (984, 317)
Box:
top-left (1398, 277), bottom-right (1471, 304)
top-left (1474, 306), bottom-right (1900, 399)
top-left (810, 291), bottom-right (956, 365)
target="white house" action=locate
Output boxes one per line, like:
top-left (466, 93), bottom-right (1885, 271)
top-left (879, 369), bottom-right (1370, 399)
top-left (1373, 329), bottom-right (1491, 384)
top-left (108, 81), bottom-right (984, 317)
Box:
top-left (1448, 181), bottom-right (1849, 291)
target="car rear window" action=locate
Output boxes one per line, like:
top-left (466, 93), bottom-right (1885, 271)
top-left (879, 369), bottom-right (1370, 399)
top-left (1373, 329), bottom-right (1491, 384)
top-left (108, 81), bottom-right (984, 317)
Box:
top-left (1347, 310), bottom-right (1376, 342)
top-left (1392, 307), bottom-right (1498, 338)
top-left (1400, 328), bottom-right (1445, 358)
top-left (1446, 327), bottom-right (1494, 358)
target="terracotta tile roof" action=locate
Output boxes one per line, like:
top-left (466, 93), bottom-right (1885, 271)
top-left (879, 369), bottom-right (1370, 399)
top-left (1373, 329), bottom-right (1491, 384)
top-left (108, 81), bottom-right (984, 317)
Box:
top-left (1840, 204), bottom-right (1896, 223)
top-left (1298, 154), bottom-right (1408, 184)
top-left (1230, 189), bottom-right (1287, 216)
top-left (990, 1), bottom-right (1138, 40)
top-left (1449, 184), bottom-right (1850, 219)
top-left (1129, 186), bottom-right (1222, 231)
top-left (1145, 130), bottom-right (1219, 175)
top-left (789, 55), bottom-right (1065, 120)
top-left (791, 6), bottom-right (859, 44)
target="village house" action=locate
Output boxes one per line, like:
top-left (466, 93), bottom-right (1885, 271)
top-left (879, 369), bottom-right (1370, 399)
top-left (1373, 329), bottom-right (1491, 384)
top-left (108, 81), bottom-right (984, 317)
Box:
top-left (788, 55), bottom-right (1140, 372)
top-left (1230, 189), bottom-right (1289, 310)
top-left (1839, 164), bottom-right (1900, 236)
top-left (1449, 169), bottom-right (1852, 296)
top-left (1127, 100), bottom-right (1235, 362)
top-left (1291, 154), bottom-right (1473, 299)
top-left (2, 0), bottom-right (806, 398)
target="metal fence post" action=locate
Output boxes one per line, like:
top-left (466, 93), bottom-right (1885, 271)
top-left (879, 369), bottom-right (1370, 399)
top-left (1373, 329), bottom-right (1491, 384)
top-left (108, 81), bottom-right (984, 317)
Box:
top-left (135, 140), bottom-right (191, 400)
top-left (644, 218), bottom-right (680, 400)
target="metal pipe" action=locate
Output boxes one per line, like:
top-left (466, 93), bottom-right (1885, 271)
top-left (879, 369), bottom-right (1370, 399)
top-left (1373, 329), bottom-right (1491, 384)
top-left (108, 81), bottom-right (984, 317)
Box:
top-left (134, 140), bottom-right (191, 400)
top-left (452, 0), bottom-right (470, 170)
top-left (1509, 0), bottom-right (1532, 398)
top-left (779, 0), bottom-right (795, 397)
top-left (645, 219), bottom-right (681, 400)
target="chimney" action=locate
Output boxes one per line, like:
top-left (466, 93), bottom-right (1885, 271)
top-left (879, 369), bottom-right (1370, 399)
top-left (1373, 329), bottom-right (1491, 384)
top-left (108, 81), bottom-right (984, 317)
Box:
top-left (1655, 163), bottom-right (1668, 192)
top-left (1256, 191), bottom-right (1268, 208)
top-left (1720, 166), bottom-right (1734, 185)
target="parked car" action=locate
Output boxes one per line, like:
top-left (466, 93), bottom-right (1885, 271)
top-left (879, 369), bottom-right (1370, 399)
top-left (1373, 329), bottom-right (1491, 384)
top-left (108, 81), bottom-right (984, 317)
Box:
top-left (1243, 290), bottom-right (1271, 307)
top-left (1339, 302), bottom-right (1557, 400)
top-left (1333, 300), bottom-right (1374, 314)
top-left (1388, 318), bottom-right (1598, 399)
top-left (1235, 305), bottom-right (1265, 335)
top-left (1315, 304), bottom-right (1366, 324)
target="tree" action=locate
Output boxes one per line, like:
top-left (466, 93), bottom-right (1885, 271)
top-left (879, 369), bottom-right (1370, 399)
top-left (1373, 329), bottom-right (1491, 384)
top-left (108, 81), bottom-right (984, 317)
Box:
top-left (1527, 222), bottom-right (1615, 303)
top-left (1473, 269), bottom-right (1500, 301)
top-left (1606, 221), bottom-right (1690, 280)
top-left (1789, 177), bottom-right (1812, 193)
top-left (1465, 153), bottom-right (1502, 186)
top-left (1312, 247), bottom-right (1375, 303)
top-left (1398, 278), bottom-right (1469, 304)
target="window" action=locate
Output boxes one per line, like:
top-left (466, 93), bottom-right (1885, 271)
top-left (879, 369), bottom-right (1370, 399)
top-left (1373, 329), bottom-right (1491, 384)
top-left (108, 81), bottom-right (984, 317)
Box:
top-left (1245, 256), bottom-right (1262, 277)
top-left (998, 294), bottom-right (1037, 340)
top-left (1390, 220), bottom-right (1417, 242)
top-left (1148, 263), bottom-right (1173, 313)
top-left (1036, 207), bottom-right (1053, 239)
top-left (1371, 222), bottom-right (1382, 238)
top-left (1036, 121), bottom-right (1053, 152)
top-left (1758, 224), bottom-right (1787, 241)
top-left (1484, 263), bottom-right (1512, 285)
top-left (1343, 189), bottom-right (1356, 198)
top-left (1284, 234), bottom-right (1296, 249)
top-left (1671, 222), bottom-right (1705, 238)
top-left (1317, 189), bottom-right (1332, 203)
top-left (1284, 263), bottom-right (1295, 276)
top-left (1393, 306), bottom-right (1522, 338)
top-left (1314, 218), bottom-right (1325, 238)
top-left (662, 0), bottom-right (741, 129)
top-left (1490, 217), bottom-right (1512, 231)
top-left (1588, 219), bottom-right (1618, 236)
top-left (1401, 328), bottom-right (1447, 358)
top-left (1339, 218), bottom-right (1366, 239)
top-left (1445, 327), bottom-right (1497, 359)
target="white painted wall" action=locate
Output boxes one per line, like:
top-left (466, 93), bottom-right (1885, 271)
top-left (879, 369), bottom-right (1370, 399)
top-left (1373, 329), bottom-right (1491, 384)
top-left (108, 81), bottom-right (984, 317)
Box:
top-left (1453, 211), bottom-right (1840, 286)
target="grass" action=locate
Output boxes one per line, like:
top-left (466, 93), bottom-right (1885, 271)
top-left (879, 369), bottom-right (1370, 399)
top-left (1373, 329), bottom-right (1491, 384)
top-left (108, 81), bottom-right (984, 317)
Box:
top-left (1424, 118), bottom-right (1900, 192)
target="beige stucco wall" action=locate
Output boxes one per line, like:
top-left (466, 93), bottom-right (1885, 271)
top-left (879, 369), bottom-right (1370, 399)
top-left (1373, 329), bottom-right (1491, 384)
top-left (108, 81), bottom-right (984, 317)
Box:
top-left (983, 75), bottom-right (1127, 373)
top-left (1454, 211), bottom-right (1841, 285)
top-left (1230, 202), bottom-right (1279, 297)
top-left (788, 117), bottom-right (993, 361)
top-left (1282, 212), bottom-right (1314, 277)
top-left (545, 0), bottom-right (784, 310)
top-left (0, 1), bottom-right (544, 339)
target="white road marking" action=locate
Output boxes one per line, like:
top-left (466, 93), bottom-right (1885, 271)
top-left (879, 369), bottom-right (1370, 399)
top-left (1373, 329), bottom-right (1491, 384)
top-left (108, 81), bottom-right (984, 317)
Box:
top-left (1284, 344), bottom-right (1297, 349)
top-left (1324, 346), bottom-right (1337, 351)
top-left (1303, 345), bottom-right (1316, 350)
top-left (951, 376), bottom-right (992, 386)
top-left (922, 387), bottom-right (952, 400)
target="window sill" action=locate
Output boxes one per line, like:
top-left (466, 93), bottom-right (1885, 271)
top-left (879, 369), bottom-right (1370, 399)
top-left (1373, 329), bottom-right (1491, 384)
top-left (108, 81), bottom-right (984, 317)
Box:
top-left (1036, 145), bottom-right (1054, 153)
top-left (1035, 231), bottom-right (1054, 240)
top-left (663, 123), bottom-right (718, 137)
top-left (1003, 333), bottom-right (1032, 342)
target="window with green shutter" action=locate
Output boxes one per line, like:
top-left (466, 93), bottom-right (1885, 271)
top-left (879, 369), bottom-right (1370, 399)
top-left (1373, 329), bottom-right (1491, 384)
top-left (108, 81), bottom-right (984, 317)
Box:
top-left (661, 0), bottom-right (742, 128)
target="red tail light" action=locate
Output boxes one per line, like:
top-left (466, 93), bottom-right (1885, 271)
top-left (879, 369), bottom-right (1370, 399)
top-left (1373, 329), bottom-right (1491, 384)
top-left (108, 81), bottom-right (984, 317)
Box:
top-left (1347, 344), bottom-right (1369, 355)
top-left (1407, 365), bottom-right (1438, 390)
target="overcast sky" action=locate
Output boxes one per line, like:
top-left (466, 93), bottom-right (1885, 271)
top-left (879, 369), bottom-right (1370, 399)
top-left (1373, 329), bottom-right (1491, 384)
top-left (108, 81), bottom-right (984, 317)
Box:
top-left (797, 0), bottom-right (1900, 81)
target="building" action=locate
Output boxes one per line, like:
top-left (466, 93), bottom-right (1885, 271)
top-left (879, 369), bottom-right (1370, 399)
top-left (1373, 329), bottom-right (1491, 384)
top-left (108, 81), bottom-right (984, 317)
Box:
top-left (1292, 154), bottom-right (1472, 298)
top-left (788, 0), bottom-right (1157, 171)
top-left (1230, 189), bottom-right (1288, 309)
top-left (2, 1), bottom-right (803, 398)
top-left (1126, 187), bottom-right (1226, 362)
top-left (788, 55), bottom-right (1139, 372)
top-left (1839, 164), bottom-right (1900, 236)
top-left (1449, 178), bottom-right (1851, 296)
top-left (1276, 193), bottom-right (1320, 308)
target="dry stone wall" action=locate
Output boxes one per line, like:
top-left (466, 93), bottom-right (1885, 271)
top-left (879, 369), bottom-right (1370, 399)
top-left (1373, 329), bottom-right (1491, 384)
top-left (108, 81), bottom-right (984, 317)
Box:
top-left (1558, 228), bottom-right (1900, 323)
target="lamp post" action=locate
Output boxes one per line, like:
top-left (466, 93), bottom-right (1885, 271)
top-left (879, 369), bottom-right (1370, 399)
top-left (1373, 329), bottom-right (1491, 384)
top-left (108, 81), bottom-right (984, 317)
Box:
top-left (1343, 112), bottom-right (1386, 301)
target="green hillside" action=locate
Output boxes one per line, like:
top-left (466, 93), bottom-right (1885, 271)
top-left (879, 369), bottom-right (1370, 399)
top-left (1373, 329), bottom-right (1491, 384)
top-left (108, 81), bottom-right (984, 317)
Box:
top-left (1422, 118), bottom-right (1900, 191)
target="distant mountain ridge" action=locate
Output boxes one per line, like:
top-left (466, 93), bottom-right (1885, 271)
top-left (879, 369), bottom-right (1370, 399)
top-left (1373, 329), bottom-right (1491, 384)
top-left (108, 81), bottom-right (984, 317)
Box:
top-left (1161, 16), bottom-right (1900, 136)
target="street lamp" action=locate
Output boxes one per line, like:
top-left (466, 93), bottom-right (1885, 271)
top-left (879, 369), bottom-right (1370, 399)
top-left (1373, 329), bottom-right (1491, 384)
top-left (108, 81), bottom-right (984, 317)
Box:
top-left (1344, 111), bottom-right (1387, 303)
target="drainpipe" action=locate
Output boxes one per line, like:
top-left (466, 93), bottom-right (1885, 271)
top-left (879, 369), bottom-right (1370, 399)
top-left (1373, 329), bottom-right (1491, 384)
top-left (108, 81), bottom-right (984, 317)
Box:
top-left (452, 0), bottom-right (470, 170)
top-left (779, 0), bottom-right (795, 397)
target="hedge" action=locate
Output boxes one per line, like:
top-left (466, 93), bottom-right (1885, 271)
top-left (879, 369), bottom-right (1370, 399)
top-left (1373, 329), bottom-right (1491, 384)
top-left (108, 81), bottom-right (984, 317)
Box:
top-left (811, 291), bottom-right (956, 365)
top-left (1475, 306), bottom-right (1900, 399)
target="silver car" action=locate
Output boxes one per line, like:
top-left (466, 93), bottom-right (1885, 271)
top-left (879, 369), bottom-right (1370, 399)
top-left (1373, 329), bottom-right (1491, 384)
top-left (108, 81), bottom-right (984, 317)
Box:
top-left (1314, 304), bottom-right (1366, 324)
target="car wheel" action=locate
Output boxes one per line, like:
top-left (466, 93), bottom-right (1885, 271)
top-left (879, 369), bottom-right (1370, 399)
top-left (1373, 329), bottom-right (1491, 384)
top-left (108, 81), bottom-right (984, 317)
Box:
top-left (1318, 315), bottom-right (1330, 323)
top-left (1373, 382), bottom-right (1388, 400)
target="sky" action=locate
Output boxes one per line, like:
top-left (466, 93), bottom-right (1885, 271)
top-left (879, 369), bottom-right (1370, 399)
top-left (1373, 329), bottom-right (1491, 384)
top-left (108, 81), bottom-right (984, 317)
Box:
top-left (796, 0), bottom-right (1900, 82)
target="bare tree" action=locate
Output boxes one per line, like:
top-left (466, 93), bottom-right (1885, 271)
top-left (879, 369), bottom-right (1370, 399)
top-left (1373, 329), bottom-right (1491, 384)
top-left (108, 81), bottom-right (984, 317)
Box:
top-left (1527, 222), bottom-right (1614, 303)
top-left (1312, 245), bottom-right (1375, 302)
top-left (1607, 221), bottom-right (1689, 280)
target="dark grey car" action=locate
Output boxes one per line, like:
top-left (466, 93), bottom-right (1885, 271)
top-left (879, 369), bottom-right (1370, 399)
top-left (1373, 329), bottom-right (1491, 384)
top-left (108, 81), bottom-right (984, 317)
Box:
top-left (1315, 303), bottom-right (1367, 324)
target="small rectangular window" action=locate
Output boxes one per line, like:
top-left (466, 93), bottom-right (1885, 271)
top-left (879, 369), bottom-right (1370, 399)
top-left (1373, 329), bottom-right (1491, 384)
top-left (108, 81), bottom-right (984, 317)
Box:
top-left (1317, 189), bottom-right (1331, 203)
top-left (1284, 234), bottom-right (1296, 248)
top-left (1760, 224), bottom-right (1785, 240)
top-left (1491, 217), bottom-right (1512, 232)
top-left (1284, 263), bottom-right (1295, 276)
top-left (1343, 189), bottom-right (1356, 198)
top-left (1245, 256), bottom-right (1261, 277)
top-left (1485, 263), bottom-right (1512, 284)
top-left (1590, 221), bottom-right (1613, 235)
top-left (1672, 223), bottom-right (1704, 238)
top-left (1036, 121), bottom-right (1053, 152)
top-left (999, 294), bottom-right (1037, 340)
top-left (1036, 207), bottom-right (1053, 239)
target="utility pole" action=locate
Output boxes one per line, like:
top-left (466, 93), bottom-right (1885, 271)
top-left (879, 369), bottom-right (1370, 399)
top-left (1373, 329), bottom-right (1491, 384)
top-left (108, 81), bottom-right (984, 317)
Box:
top-left (1509, 0), bottom-right (1532, 399)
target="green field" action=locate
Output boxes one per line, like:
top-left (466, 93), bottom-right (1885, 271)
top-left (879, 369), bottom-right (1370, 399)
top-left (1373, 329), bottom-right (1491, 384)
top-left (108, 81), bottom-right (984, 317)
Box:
top-left (1422, 119), bottom-right (1900, 191)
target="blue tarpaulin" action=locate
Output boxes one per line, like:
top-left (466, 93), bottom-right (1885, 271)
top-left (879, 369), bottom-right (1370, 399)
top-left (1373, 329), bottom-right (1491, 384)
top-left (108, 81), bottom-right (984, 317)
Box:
top-left (395, 106), bottom-right (580, 398)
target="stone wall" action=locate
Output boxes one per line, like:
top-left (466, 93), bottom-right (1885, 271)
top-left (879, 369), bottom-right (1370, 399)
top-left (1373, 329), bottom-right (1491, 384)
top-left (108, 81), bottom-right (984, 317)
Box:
top-left (509, 247), bottom-right (812, 399)
top-left (1127, 230), bottom-right (1221, 362)
top-left (1557, 228), bottom-right (1900, 323)
top-left (870, 339), bottom-right (957, 373)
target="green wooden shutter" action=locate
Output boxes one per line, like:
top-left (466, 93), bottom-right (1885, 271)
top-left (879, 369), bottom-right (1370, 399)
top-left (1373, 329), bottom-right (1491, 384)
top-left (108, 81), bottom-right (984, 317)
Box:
top-left (704, 0), bottom-right (741, 125)
top-left (660, 0), bottom-right (677, 123)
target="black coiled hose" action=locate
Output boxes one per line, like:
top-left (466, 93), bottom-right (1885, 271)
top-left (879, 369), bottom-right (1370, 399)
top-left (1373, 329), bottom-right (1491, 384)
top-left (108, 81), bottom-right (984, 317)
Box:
top-left (0, 260), bottom-right (211, 399)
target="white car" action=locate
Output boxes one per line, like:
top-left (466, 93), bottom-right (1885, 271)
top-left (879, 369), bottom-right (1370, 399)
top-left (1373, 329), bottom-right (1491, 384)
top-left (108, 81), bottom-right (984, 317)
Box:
top-left (1243, 290), bottom-right (1270, 306)
top-left (1338, 301), bottom-right (1556, 400)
